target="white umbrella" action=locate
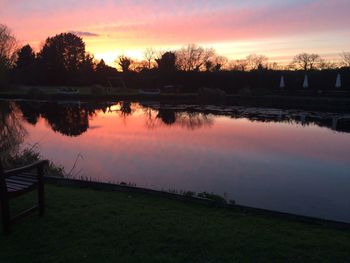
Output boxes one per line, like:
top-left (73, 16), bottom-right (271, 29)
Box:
top-left (279, 76), bottom-right (285, 89)
top-left (335, 73), bottom-right (341, 88)
top-left (303, 75), bottom-right (308, 88)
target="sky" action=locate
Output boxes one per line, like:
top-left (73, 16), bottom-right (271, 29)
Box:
top-left (1, 0), bottom-right (350, 66)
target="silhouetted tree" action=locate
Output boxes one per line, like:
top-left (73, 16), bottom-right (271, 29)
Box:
top-left (38, 32), bottom-right (86, 84)
top-left (15, 45), bottom-right (37, 84)
top-left (16, 45), bottom-right (36, 69)
top-left (95, 59), bottom-right (118, 84)
top-left (144, 48), bottom-right (156, 69)
top-left (246, 54), bottom-right (268, 70)
top-left (318, 60), bottom-right (338, 70)
top-left (0, 24), bottom-right (17, 65)
top-left (78, 53), bottom-right (96, 84)
top-left (117, 55), bottom-right (133, 72)
top-left (204, 60), bottom-right (214, 72)
top-left (228, 59), bottom-right (248, 71)
top-left (291, 53), bottom-right (322, 71)
top-left (96, 59), bottom-right (107, 72)
top-left (130, 60), bottom-right (149, 72)
top-left (213, 56), bottom-right (228, 71)
top-left (340, 52), bottom-right (350, 68)
top-left (176, 44), bottom-right (215, 71)
top-left (156, 51), bottom-right (177, 72)
top-left (0, 24), bottom-right (17, 86)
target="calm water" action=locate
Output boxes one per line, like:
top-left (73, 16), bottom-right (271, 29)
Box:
top-left (2, 100), bottom-right (350, 222)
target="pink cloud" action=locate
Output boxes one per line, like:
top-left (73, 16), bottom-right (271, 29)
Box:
top-left (2, 0), bottom-right (350, 56)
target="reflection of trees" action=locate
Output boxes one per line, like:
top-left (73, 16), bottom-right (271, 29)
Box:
top-left (120, 101), bottom-right (132, 117)
top-left (144, 105), bottom-right (214, 130)
top-left (0, 102), bottom-right (26, 162)
top-left (16, 101), bottom-right (41, 125)
top-left (156, 108), bottom-right (176, 125)
top-left (8, 100), bottom-right (350, 136)
top-left (228, 110), bottom-right (350, 133)
top-left (41, 103), bottom-right (91, 137)
top-left (174, 112), bottom-right (214, 130)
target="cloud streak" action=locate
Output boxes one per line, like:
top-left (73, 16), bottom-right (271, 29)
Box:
top-left (69, 31), bottom-right (100, 37)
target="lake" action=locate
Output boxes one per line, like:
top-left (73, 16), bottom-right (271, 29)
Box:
top-left (1, 99), bottom-right (350, 222)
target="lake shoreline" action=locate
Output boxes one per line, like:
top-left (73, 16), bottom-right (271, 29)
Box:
top-left (45, 175), bottom-right (350, 229)
top-left (1, 91), bottom-right (350, 112)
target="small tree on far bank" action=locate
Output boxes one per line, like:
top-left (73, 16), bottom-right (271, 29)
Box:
top-left (16, 45), bottom-right (36, 69)
top-left (0, 24), bottom-right (17, 86)
top-left (37, 32), bottom-right (86, 84)
top-left (246, 54), bottom-right (268, 71)
top-left (0, 24), bottom-right (17, 66)
top-left (176, 44), bottom-right (215, 71)
top-left (144, 48), bottom-right (156, 69)
top-left (14, 44), bottom-right (37, 84)
top-left (340, 52), bottom-right (350, 68)
top-left (116, 55), bottom-right (133, 72)
top-left (156, 51), bottom-right (177, 72)
top-left (291, 53), bottom-right (323, 70)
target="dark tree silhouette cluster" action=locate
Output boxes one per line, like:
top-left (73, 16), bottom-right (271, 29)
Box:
top-left (0, 26), bottom-right (348, 94)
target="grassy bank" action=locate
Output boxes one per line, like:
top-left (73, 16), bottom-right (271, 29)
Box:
top-left (1, 184), bottom-right (350, 262)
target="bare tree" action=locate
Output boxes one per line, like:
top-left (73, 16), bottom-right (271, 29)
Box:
top-left (116, 55), bottom-right (133, 72)
top-left (291, 53), bottom-right (322, 70)
top-left (144, 48), bottom-right (156, 69)
top-left (340, 52), bottom-right (350, 67)
top-left (130, 60), bottom-right (149, 72)
top-left (176, 44), bottom-right (215, 71)
top-left (267, 62), bottom-right (280, 70)
top-left (204, 56), bottom-right (228, 71)
top-left (245, 54), bottom-right (268, 70)
top-left (318, 60), bottom-right (339, 70)
top-left (204, 60), bottom-right (214, 72)
top-left (0, 24), bottom-right (17, 65)
top-left (228, 59), bottom-right (248, 71)
top-left (213, 56), bottom-right (228, 71)
top-left (0, 25), bottom-right (17, 85)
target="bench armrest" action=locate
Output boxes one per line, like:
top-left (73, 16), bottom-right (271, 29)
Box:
top-left (4, 160), bottom-right (49, 177)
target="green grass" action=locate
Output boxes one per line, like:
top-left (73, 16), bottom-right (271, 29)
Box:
top-left (1, 184), bottom-right (350, 263)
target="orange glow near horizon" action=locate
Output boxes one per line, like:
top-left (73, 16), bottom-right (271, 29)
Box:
top-left (2, 1), bottom-right (350, 66)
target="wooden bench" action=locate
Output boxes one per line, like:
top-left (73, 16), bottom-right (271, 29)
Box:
top-left (0, 160), bottom-right (49, 235)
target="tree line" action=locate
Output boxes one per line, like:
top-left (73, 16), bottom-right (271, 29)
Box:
top-left (1, 24), bottom-right (350, 89)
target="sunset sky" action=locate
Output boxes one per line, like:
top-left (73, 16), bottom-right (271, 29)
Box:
top-left (1, 0), bottom-right (350, 66)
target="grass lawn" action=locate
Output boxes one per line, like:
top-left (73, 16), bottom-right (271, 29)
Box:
top-left (1, 184), bottom-right (350, 263)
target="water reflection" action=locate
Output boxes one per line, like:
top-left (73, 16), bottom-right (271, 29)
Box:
top-left (1, 99), bottom-right (350, 222)
top-left (10, 100), bottom-right (350, 137)
top-left (0, 101), bottom-right (27, 164)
